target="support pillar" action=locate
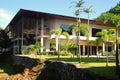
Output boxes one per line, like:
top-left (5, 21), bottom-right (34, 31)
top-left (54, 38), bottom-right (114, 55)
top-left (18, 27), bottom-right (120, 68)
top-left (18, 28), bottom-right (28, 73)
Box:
top-left (41, 18), bottom-right (44, 52)
top-left (21, 16), bottom-right (24, 53)
top-left (83, 45), bottom-right (85, 56)
top-left (103, 43), bottom-right (105, 54)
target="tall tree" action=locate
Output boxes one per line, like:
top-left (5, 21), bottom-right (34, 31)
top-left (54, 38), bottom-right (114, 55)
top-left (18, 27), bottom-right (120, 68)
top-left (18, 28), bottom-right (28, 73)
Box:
top-left (84, 6), bottom-right (94, 57)
top-left (96, 2), bottom-right (120, 72)
top-left (96, 29), bottom-right (109, 66)
top-left (70, 0), bottom-right (85, 63)
top-left (0, 29), bottom-right (10, 53)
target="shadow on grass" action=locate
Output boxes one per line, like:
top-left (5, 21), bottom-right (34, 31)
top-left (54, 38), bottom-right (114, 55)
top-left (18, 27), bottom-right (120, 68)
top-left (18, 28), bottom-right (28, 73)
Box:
top-left (0, 54), bottom-right (40, 76)
top-left (0, 62), bottom-right (14, 75)
top-left (47, 56), bottom-right (120, 78)
top-left (47, 56), bottom-right (115, 63)
top-left (0, 54), bottom-right (15, 75)
top-left (86, 66), bottom-right (116, 76)
top-left (85, 66), bottom-right (120, 79)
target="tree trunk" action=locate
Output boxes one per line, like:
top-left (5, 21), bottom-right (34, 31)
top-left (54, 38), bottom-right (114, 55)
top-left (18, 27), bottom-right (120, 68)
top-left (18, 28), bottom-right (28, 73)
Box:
top-left (116, 27), bottom-right (119, 74)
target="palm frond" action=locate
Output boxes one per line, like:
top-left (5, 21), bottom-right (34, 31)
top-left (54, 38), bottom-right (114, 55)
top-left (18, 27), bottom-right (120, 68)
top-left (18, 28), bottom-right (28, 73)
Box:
top-left (62, 32), bottom-right (70, 43)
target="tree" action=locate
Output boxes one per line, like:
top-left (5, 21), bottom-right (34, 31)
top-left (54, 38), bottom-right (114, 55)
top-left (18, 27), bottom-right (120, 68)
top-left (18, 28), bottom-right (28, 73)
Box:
top-left (89, 38), bottom-right (103, 58)
top-left (68, 43), bottom-right (78, 58)
top-left (96, 2), bottom-right (120, 71)
top-left (0, 29), bottom-right (10, 53)
top-left (60, 43), bottom-right (69, 55)
top-left (31, 42), bottom-right (43, 55)
top-left (70, 0), bottom-right (85, 63)
top-left (50, 28), bottom-right (70, 60)
top-left (84, 6), bottom-right (94, 57)
top-left (108, 29), bottom-right (116, 52)
top-left (97, 13), bottom-right (120, 71)
top-left (96, 29), bottom-right (110, 66)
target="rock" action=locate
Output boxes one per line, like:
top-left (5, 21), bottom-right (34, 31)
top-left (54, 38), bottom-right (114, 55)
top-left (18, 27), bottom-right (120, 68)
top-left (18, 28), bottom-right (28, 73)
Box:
top-left (37, 61), bottom-right (119, 80)
top-left (12, 56), bottom-right (39, 73)
top-left (37, 61), bottom-right (76, 80)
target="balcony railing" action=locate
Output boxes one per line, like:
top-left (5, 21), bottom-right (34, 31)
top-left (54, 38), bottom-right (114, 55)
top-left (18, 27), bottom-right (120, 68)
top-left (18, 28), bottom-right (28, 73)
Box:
top-left (23, 29), bottom-right (50, 35)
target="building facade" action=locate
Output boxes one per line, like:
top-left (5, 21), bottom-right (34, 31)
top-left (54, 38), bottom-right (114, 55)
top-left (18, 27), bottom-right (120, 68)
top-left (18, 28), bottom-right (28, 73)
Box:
top-left (5, 9), bottom-right (114, 55)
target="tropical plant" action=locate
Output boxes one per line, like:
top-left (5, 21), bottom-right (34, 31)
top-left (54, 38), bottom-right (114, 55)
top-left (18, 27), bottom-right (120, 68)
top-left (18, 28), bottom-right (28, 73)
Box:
top-left (31, 42), bottom-right (43, 55)
top-left (108, 29), bottom-right (116, 52)
top-left (89, 38), bottom-right (103, 56)
top-left (60, 43), bottom-right (70, 56)
top-left (49, 28), bottom-right (70, 60)
top-left (96, 29), bottom-right (110, 66)
top-left (97, 10), bottom-right (120, 69)
top-left (68, 43), bottom-right (78, 58)
top-left (70, 0), bottom-right (85, 63)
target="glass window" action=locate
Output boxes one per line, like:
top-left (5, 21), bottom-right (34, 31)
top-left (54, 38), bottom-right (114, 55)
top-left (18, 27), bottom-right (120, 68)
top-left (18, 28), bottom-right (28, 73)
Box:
top-left (60, 24), bottom-right (72, 35)
top-left (92, 28), bottom-right (101, 37)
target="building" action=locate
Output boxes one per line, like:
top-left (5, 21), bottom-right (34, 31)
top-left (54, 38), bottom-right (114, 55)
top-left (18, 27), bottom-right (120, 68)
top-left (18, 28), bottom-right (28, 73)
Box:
top-left (5, 9), bottom-right (113, 55)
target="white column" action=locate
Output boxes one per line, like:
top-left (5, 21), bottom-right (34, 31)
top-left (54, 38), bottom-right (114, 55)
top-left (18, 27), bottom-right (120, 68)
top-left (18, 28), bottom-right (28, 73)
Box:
top-left (41, 18), bottom-right (44, 52)
top-left (56, 37), bottom-right (58, 51)
top-left (103, 43), bottom-right (105, 53)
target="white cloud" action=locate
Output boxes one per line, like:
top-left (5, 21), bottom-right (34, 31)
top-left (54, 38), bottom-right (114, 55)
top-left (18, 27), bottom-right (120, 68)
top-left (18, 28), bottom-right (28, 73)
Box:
top-left (0, 8), bottom-right (14, 29)
top-left (0, 8), bottom-right (12, 21)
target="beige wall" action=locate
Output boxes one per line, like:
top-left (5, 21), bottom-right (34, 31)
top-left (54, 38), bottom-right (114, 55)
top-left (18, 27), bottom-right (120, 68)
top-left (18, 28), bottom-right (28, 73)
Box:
top-left (45, 18), bottom-right (114, 53)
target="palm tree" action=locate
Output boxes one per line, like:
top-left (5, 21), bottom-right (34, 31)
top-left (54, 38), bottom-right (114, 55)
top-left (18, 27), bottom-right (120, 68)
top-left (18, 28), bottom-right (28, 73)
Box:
top-left (108, 29), bottom-right (116, 52)
top-left (50, 28), bottom-right (70, 60)
top-left (70, 0), bottom-right (85, 63)
top-left (31, 42), bottom-right (43, 55)
top-left (89, 38), bottom-right (103, 58)
top-left (69, 19), bottom-right (81, 57)
top-left (96, 29), bottom-right (116, 66)
top-left (97, 13), bottom-right (120, 73)
top-left (84, 6), bottom-right (94, 57)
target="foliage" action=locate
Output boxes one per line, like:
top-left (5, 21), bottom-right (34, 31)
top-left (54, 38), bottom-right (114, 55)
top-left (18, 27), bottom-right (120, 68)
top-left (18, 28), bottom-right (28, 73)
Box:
top-left (41, 51), bottom-right (48, 55)
top-left (50, 28), bottom-right (70, 48)
top-left (68, 43), bottom-right (78, 54)
top-left (49, 28), bottom-right (70, 59)
top-left (96, 2), bottom-right (120, 27)
top-left (50, 43), bottom-right (56, 51)
top-left (70, 0), bottom-right (85, 16)
top-left (60, 43), bottom-right (70, 56)
top-left (69, 20), bottom-right (88, 36)
top-left (31, 42), bottom-right (43, 55)
top-left (108, 51), bottom-right (116, 56)
top-left (21, 47), bottom-right (31, 55)
top-left (0, 29), bottom-right (10, 53)
top-left (108, 2), bottom-right (120, 15)
top-left (84, 6), bottom-right (93, 14)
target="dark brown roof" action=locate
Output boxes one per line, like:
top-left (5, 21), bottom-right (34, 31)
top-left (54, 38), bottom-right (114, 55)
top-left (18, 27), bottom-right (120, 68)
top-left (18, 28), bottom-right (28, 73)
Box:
top-left (6, 9), bottom-right (111, 30)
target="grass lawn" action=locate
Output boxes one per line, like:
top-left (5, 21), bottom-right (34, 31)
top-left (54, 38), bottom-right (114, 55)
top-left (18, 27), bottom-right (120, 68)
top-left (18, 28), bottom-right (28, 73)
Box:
top-left (0, 54), bottom-right (119, 78)
top-left (0, 61), bottom-right (13, 76)
top-left (44, 55), bottom-right (118, 77)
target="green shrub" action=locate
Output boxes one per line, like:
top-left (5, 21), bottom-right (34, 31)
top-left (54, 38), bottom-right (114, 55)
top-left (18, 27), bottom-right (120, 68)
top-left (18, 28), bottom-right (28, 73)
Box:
top-left (41, 51), bottom-right (48, 55)
top-left (108, 51), bottom-right (115, 56)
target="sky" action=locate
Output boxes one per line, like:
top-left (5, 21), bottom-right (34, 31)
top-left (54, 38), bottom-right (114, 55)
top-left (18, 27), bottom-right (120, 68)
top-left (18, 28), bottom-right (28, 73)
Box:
top-left (0, 0), bottom-right (120, 29)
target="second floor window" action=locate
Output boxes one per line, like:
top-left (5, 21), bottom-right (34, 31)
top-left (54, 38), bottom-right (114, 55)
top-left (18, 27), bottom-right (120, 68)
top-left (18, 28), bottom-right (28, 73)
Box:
top-left (60, 24), bottom-right (72, 35)
top-left (92, 28), bottom-right (101, 37)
